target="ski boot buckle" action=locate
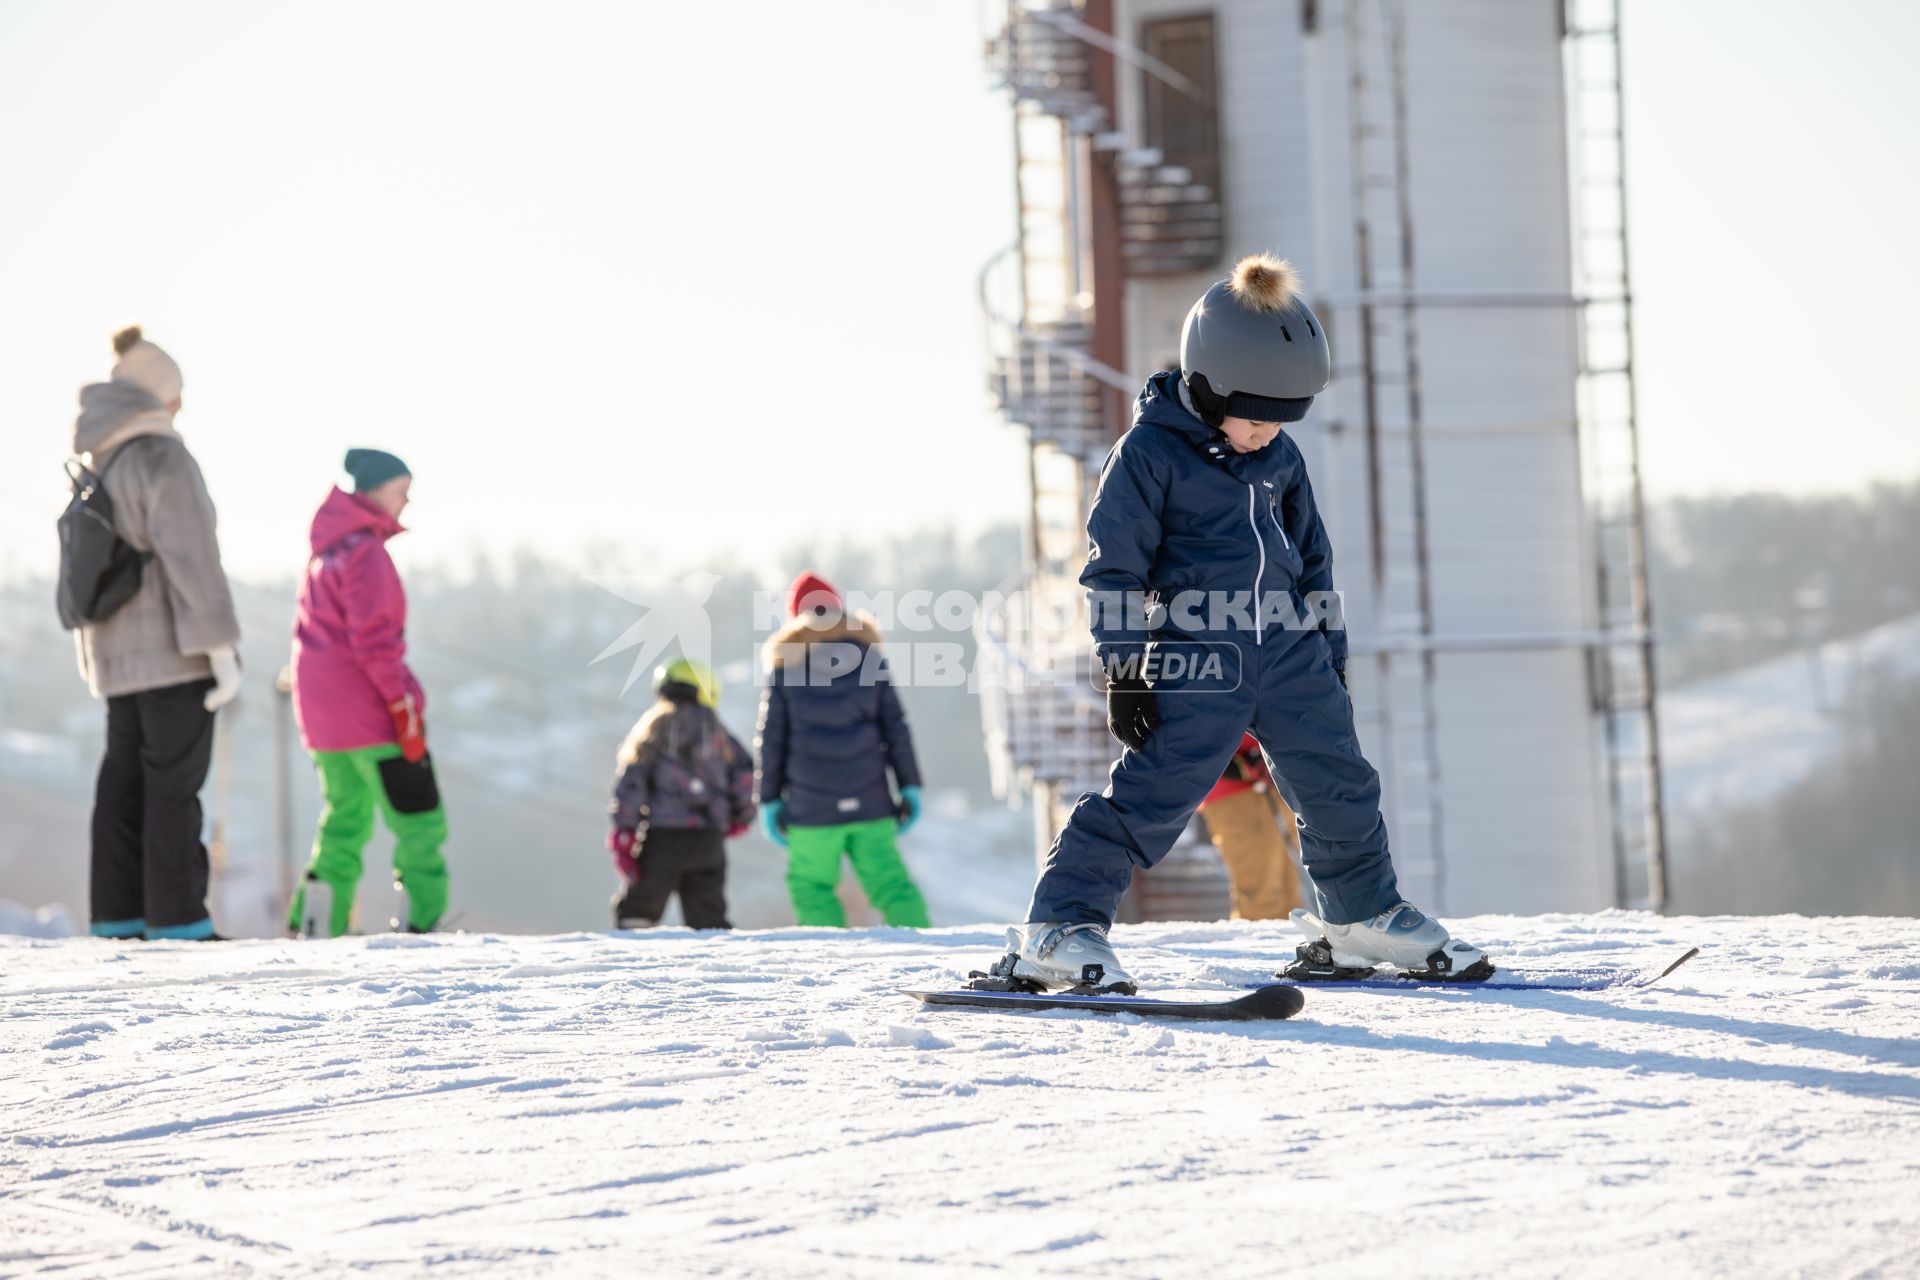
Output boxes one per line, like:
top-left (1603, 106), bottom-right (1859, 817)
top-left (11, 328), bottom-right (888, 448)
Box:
top-left (1060, 963), bottom-right (1134, 997)
top-left (964, 952), bottom-right (1049, 994)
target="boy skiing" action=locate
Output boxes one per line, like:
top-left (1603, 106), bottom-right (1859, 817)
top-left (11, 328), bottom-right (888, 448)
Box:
top-left (607, 658), bottom-right (755, 930)
top-left (756, 572), bottom-right (930, 928)
top-left (996, 255), bottom-right (1491, 992)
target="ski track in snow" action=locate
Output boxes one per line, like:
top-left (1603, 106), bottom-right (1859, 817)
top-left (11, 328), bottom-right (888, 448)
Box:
top-left (3, 914), bottom-right (1919, 1279)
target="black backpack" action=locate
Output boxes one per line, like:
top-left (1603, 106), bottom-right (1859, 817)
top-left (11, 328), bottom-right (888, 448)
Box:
top-left (56, 441), bottom-right (151, 630)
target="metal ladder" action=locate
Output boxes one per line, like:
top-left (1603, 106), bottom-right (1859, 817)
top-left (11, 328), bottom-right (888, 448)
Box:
top-left (1343, 0), bottom-right (1447, 906)
top-left (1565, 0), bottom-right (1668, 909)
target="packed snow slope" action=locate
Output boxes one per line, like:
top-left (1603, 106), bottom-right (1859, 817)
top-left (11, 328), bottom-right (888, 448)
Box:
top-left (4, 913), bottom-right (1918, 1279)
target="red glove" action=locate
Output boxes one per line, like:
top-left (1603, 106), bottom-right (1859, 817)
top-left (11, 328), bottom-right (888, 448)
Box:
top-left (726, 821), bottom-right (750, 840)
top-left (387, 693), bottom-right (427, 763)
top-left (608, 827), bottom-right (639, 880)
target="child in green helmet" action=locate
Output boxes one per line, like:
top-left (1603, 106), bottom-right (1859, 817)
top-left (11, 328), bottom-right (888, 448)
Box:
top-left (607, 658), bottom-right (756, 930)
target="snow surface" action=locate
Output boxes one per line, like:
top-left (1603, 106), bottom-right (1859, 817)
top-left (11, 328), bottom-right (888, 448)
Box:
top-left (4, 913), bottom-right (1919, 1278)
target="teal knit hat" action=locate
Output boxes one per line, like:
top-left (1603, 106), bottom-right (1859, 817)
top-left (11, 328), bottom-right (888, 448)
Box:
top-left (344, 448), bottom-right (411, 493)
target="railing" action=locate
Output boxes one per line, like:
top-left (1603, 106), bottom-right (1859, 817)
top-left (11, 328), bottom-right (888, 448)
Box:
top-left (983, 2), bottom-right (1094, 120)
top-left (974, 571), bottom-right (1117, 801)
top-left (1115, 155), bottom-right (1224, 277)
top-left (988, 2), bottom-right (1227, 278)
top-left (978, 243), bottom-right (1135, 466)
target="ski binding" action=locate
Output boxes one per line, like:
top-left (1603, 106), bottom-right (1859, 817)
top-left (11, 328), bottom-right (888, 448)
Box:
top-left (962, 950), bottom-right (1136, 997)
top-left (1282, 935), bottom-right (1497, 984)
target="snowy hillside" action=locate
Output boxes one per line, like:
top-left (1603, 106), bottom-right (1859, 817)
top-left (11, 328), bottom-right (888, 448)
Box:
top-left (1659, 611), bottom-right (1920, 822)
top-left (5, 914), bottom-right (1918, 1278)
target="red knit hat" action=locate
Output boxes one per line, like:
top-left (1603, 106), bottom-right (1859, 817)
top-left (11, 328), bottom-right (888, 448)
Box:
top-left (787, 570), bottom-right (843, 620)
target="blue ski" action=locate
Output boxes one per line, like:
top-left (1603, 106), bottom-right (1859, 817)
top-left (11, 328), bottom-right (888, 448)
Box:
top-left (1268, 945), bottom-right (1700, 992)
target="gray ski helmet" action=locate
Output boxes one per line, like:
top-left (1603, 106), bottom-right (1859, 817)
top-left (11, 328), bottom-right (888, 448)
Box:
top-left (1179, 254), bottom-right (1330, 423)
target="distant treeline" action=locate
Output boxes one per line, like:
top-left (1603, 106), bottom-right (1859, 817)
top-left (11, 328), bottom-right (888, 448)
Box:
top-left (1648, 480), bottom-right (1920, 686)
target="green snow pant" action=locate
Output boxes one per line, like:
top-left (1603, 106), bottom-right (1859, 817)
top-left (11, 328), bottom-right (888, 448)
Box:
top-left (287, 746), bottom-right (449, 937)
top-left (785, 818), bottom-right (929, 928)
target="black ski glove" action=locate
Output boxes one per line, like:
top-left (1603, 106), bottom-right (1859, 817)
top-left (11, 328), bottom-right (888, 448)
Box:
top-left (1105, 676), bottom-right (1158, 752)
top-left (1334, 664), bottom-right (1347, 690)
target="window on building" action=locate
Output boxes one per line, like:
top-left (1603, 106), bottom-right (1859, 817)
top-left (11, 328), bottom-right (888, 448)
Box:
top-left (1139, 13), bottom-right (1221, 194)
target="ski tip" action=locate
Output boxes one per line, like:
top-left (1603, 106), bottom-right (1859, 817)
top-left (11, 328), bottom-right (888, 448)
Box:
top-left (1240, 984), bottom-right (1307, 1020)
top-left (1655, 946), bottom-right (1701, 981)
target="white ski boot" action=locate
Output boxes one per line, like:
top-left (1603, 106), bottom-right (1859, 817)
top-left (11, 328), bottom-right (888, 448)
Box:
top-left (296, 873), bottom-right (333, 939)
top-left (968, 922), bottom-right (1138, 995)
top-left (1286, 903), bottom-right (1493, 982)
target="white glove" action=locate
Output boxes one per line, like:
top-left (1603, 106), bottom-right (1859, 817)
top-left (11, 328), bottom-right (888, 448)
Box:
top-left (203, 646), bottom-right (243, 712)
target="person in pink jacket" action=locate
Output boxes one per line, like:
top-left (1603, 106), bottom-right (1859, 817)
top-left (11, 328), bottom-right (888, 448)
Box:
top-left (285, 448), bottom-right (448, 936)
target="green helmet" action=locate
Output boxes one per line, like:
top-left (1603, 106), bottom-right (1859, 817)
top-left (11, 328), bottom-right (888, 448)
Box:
top-left (654, 657), bottom-right (720, 708)
top-left (1179, 253), bottom-right (1330, 424)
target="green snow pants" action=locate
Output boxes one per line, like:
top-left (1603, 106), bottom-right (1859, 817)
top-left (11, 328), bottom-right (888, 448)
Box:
top-left (286, 745), bottom-right (449, 936)
top-left (785, 817), bottom-right (929, 928)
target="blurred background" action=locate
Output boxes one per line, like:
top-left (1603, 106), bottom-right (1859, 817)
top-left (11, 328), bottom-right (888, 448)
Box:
top-left (2, 0), bottom-right (1915, 935)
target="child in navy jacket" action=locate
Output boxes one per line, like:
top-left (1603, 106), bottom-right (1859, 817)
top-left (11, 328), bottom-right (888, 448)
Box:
top-left (997, 255), bottom-right (1492, 992)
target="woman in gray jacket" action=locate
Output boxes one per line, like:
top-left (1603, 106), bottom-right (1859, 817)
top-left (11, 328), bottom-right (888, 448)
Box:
top-left (72, 327), bottom-right (242, 940)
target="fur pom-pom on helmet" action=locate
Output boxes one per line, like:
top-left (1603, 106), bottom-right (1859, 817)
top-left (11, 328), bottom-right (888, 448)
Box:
top-left (112, 325), bottom-right (144, 357)
top-left (1227, 254), bottom-right (1301, 314)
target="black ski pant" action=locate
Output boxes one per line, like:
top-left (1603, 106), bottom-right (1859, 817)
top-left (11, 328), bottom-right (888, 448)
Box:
top-left (90, 677), bottom-right (217, 935)
top-left (613, 826), bottom-right (731, 930)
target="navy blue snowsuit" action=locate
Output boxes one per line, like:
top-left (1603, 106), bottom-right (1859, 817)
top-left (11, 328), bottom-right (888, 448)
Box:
top-left (1025, 371), bottom-right (1402, 928)
top-left (755, 615), bottom-right (923, 827)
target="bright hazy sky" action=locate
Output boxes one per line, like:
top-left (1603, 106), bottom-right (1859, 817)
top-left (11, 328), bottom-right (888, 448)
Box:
top-left (1, 0), bottom-right (1915, 583)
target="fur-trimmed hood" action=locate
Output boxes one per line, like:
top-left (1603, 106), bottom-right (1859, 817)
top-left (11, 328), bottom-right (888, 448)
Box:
top-left (753, 609), bottom-right (921, 827)
top-left (761, 611), bottom-right (883, 669)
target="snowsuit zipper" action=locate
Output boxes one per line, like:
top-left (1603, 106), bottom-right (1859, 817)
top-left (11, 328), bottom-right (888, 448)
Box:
top-left (1246, 485), bottom-right (1267, 646)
